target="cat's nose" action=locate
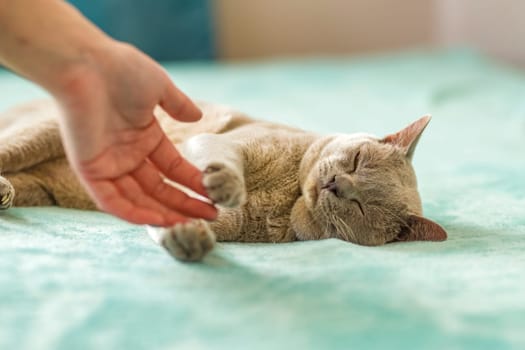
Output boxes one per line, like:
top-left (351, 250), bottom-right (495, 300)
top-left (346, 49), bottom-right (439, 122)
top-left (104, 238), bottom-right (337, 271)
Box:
top-left (322, 177), bottom-right (340, 196)
top-left (322, 175), bottom-right (357, 199)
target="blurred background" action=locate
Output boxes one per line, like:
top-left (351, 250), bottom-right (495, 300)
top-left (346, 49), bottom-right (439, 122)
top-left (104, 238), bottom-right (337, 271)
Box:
top-left (68, 0), bottom-right (525, 66)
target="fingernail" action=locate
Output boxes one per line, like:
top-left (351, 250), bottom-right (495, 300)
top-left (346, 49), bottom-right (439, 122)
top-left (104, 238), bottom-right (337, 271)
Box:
top-left (165, 217), bottom-right (189, 227)
top-left (203, 205), bottom-right (218, 220)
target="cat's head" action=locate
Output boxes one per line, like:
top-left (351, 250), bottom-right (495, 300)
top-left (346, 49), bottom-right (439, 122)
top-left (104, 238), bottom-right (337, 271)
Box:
top-left (295, 116), bottom-right (446, 246)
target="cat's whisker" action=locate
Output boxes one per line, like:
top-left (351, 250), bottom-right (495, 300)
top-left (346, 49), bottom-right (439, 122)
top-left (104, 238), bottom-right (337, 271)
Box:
top-left (332, 216), bottom-right (346, 240)
top-left (329, 213), bottom-right (356, 243)
top-left (318, 203), bottom-right (336, 238)
top-left (337, 216), bottom-right (357, 243)
top-left (330, 214), bottom-right (343, 238)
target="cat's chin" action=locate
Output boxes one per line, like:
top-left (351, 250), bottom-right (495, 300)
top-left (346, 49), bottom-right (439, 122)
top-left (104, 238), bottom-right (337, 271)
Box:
top-left (290, 196), bottom-right (327, 241)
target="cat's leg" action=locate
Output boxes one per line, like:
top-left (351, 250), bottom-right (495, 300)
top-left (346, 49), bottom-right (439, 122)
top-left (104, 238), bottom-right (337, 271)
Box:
top-left (157, 220), bottom-right (216, 262)
top-left (1, 158), bottom-right (95, 209)
top-left (0, 102), bottom-right (64, 173)
top-left (0, 176), bottom-right (15, 209)
top-left (0, 119), bottom-right (63, 173)
top-left (0, 102), bottom-right (64, 208)
top-left (181, 133), bottom-right (247, 207)
top-left (1, 172), bottom-right (56, 207)
top-left (154, 133), bottom-right (247, 262)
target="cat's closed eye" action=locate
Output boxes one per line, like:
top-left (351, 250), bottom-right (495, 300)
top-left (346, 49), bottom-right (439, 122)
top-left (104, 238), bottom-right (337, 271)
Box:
top-left (349, 150), bottom-right (361, 174)
top-left (350, 199), bottom-right (365, 216)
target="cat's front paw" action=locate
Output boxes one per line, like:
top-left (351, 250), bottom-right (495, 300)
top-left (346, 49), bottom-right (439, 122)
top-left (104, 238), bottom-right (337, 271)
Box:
top-left (0, 176), bottom-right (15, 210)
top-left (161, 220), bottom-right (216, 262)
top-left (203, 162), bottom-right (246, 208)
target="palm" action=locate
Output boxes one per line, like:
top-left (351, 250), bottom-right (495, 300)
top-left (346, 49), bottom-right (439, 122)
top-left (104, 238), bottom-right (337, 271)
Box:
top-left (57, 44), bottom-right (217, 225)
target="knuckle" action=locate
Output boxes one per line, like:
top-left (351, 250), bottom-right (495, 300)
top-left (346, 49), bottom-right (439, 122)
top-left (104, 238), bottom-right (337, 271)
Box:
top-left (152, 180), bottom-right (166, 198)
top-left (165, 155), bottom-right (184, 176)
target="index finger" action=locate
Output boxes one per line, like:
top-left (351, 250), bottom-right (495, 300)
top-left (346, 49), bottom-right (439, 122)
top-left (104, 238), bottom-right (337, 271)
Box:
top-left (149, 135), bottom-right (209, 198)
top-left (160, 80), bottom-right (202, 122)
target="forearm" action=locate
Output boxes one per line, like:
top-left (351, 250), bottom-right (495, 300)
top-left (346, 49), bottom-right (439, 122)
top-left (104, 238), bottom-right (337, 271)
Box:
top-left (0, 0), bottom-right (113, 95)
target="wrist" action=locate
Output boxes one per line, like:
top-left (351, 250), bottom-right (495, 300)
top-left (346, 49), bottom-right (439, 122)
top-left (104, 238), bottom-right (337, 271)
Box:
top-left (46, 36), bottom-right (117, 100)
top-left (0, 0), bottom-right (116, 97)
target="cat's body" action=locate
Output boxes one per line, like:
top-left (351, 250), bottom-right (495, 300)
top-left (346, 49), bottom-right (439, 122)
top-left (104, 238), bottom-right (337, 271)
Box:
top-left (0, 100), bottom-right (446, 261)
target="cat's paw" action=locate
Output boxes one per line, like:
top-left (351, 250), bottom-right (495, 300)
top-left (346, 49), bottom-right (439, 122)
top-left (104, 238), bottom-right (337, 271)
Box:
top-left (0, 176), bottom-right (15, 210)
top-left (203, 162), bottom-right (246, 208)
top-left (161, 220), bottom-right (216, 262)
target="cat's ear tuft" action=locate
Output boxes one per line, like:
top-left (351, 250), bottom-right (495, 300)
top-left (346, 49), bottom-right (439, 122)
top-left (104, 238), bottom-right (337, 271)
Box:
top-left (381, 115), bottom-right (431, 159)
top-left (395, 215), bottom-right (447, 242)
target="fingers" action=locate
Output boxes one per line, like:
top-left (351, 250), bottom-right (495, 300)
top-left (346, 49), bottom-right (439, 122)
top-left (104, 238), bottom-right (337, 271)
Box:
top-left (149, 136), bottom-right (209, 197)
top-left (87, 179), bottom-right (187, 226)
top-left (131, 161), bottom-right (217, 220)
top-left (83, 163), bottom-right (216, 226)
top-left (160, 81), bottom-right (202, 122)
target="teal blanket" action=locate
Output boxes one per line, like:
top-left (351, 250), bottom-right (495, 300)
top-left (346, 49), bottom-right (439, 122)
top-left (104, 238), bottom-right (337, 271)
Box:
top-left (1, 50), bottom-right (524, 349)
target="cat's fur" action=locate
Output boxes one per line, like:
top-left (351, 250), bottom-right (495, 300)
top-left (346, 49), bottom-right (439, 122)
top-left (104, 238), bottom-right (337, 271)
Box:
top-left (0, 100), bottom-right (447, 261)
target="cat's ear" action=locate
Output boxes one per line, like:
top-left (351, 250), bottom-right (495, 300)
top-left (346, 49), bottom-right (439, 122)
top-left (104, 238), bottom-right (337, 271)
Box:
top-left (394, 215), bottom-right (447, 242)
top-left (381, 115), bottom-right (431, 159)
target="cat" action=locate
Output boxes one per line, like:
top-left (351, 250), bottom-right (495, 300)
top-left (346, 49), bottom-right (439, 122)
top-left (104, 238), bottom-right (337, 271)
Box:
top-left (0, 100), bottom-right (447, 261)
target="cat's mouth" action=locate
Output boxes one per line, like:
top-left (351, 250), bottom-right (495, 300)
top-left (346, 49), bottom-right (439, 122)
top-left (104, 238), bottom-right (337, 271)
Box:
top-left (308, 178), bottom-right (335, 207)
top-left (305, 176), bottom-right (341, 211)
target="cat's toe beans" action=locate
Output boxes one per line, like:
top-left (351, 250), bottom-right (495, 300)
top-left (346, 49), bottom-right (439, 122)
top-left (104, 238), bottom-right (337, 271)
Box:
top-left (0, 177), bottom-right (15, 210)
top-left (204, 163), bottom-right (224, 174)
top-left (161, 220), bottom-right (215, 262)
top-left (203, 163), bottom-right (246, 208)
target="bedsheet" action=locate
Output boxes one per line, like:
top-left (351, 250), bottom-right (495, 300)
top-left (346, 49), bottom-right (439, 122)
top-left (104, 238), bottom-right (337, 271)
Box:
top-left (1, 50), bottom-right (524, 349)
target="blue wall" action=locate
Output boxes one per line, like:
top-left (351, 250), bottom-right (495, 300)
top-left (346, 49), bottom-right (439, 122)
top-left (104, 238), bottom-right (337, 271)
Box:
top-left (68, 0), bottom-right (215, 61)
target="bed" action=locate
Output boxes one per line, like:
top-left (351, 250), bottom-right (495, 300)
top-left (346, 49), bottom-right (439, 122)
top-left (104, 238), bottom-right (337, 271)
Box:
top-left (1, 50), bottom-right (524, 349)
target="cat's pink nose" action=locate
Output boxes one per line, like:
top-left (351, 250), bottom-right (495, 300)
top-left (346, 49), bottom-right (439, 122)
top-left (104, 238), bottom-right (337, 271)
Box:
top-left (322, 175), bottom-right (357, 199)
top-left (322, 177), bottom-right (340, 196)
top-left (321, 176), bottom-right (341, 197)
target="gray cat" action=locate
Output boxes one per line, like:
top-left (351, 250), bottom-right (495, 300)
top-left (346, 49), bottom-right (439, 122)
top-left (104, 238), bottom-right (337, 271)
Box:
top-left (0, 100), bottom-right (446, 261)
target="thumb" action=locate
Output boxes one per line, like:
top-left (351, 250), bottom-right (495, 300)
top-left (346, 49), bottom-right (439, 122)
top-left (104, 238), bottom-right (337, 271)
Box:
top-left (160, 80), bottom-right (202, 122)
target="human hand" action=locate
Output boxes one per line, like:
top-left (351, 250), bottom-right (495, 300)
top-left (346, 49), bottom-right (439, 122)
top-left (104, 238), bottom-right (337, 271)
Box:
top-left (54, 42), bottom-right (217, 226)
